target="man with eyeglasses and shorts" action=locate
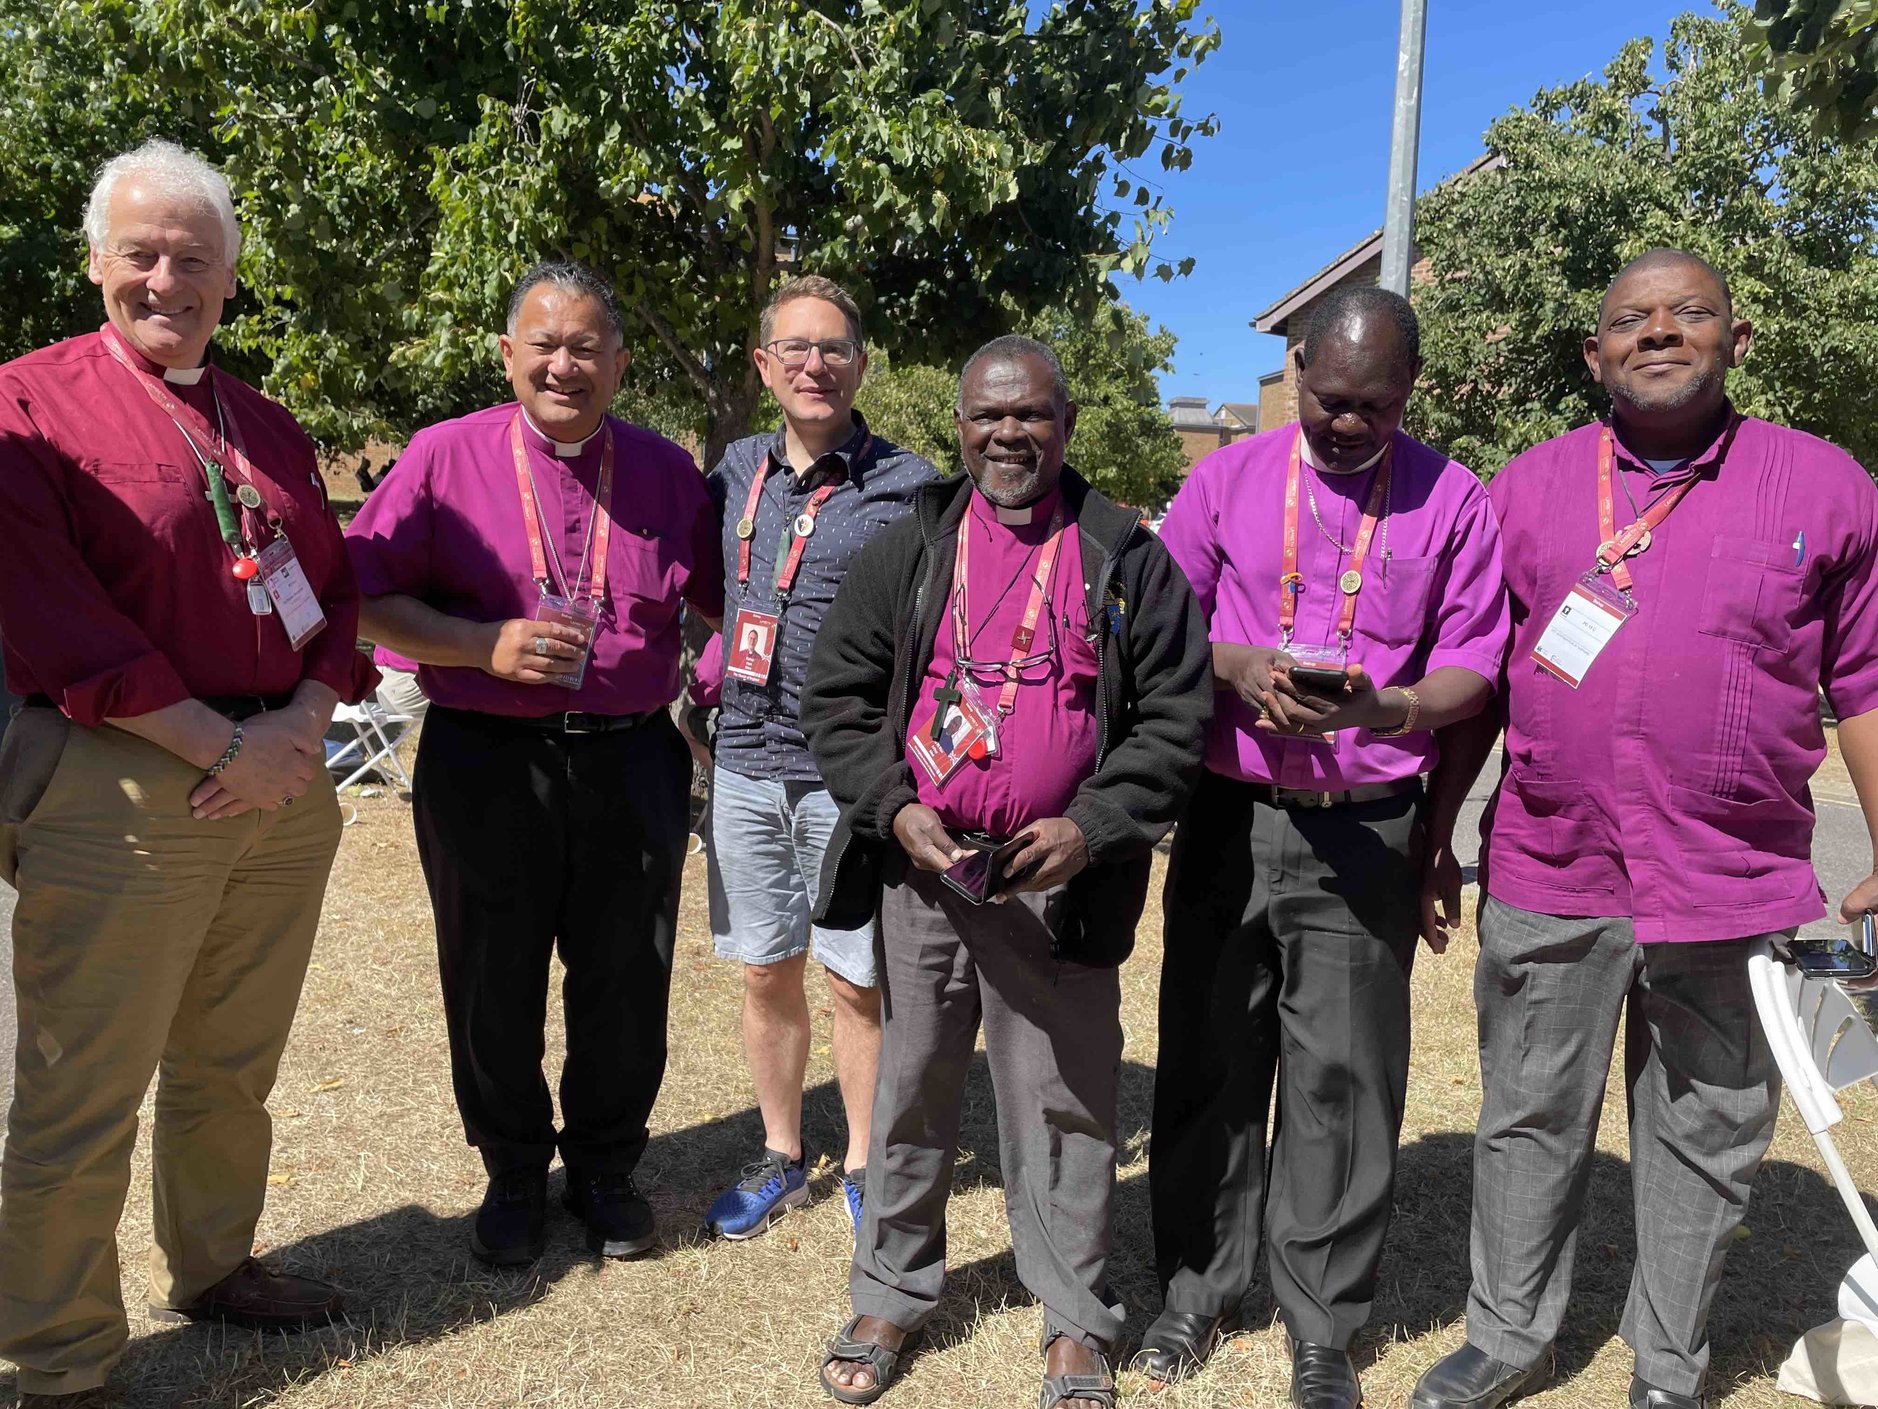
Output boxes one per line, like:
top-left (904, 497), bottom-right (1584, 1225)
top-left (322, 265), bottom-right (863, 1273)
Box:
top-left (697, 276), bottom-right (939, 1242)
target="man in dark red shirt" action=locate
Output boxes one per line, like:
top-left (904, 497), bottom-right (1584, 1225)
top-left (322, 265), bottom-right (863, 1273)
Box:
top-left (0, 139), bottom-right (376, 1404)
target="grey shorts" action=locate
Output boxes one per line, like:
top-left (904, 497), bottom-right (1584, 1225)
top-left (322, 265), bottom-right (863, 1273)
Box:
top-left (707, 764), bottom-right (878, 988)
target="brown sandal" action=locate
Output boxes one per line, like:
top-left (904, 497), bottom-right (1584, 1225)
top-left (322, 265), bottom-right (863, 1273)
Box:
top-left (820, 1315), bottom-right (924, 1405)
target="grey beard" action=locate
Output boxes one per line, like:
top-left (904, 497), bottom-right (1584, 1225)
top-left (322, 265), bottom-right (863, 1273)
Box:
top-left (1614, 363), bottom-right (1726, 417)
top-left (969, 464), bottom-right (1044, 508)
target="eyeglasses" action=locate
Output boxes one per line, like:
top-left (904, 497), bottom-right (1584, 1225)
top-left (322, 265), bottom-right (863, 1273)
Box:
top-left (764, 337), bottom-right (862, 371)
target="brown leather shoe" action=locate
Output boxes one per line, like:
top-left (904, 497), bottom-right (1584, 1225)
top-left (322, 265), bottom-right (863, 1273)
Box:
top-left (147, 1257), bottom-right (344, 1331)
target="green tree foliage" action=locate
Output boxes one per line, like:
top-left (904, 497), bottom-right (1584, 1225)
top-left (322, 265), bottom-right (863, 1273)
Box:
top-left (1410, 7), bottom-right (1878, 474)
top-left (856, 299), bottom-right (1187, 506)
top-left (1745, 0), bottom-right (1878, 140)
top-left (0, 0), bottom-right (1217, 464)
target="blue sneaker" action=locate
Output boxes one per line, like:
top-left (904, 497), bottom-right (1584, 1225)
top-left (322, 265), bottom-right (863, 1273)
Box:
top-left (842, 1169), bottom-right (865, 1235)
top-left (704, 1149), bottom-right (809, 1240)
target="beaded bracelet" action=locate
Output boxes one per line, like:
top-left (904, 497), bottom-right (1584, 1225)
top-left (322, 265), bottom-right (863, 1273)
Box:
top-left (207, 722), bottom-right (245, 776)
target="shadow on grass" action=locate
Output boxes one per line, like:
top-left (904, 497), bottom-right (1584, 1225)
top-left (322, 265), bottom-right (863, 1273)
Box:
top-left (8, 1060), bottom-right (1866, 1405)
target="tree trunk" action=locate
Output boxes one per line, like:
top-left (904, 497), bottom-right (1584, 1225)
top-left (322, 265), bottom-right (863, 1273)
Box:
top-left (702, 378), bottom-right (763, 474)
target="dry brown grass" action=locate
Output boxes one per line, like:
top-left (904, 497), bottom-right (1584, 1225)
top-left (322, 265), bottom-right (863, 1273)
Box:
top-left (8, 779), bottom-right (1876, 1408)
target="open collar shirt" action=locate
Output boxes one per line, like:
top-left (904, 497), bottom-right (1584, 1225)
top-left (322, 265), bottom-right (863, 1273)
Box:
top-left (1483, 412), bottom-right (1878, 942)
top-left (705, 412), bottom-right (939, 781)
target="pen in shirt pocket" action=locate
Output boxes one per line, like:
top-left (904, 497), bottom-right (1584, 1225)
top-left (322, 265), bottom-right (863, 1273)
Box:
top-left (1793, 530), bottom-right (1805, 567)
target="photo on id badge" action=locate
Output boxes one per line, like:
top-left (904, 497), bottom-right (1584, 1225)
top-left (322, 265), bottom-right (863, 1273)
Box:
top-left (537, 590), bottom-right (598, 690)
top-left (725, 606), bottom-right (780, 685)
top-left (908, 674), bottom-right (998, 786)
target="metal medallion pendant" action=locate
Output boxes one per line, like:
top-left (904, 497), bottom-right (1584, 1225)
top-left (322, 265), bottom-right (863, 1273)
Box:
top-left (1339, 568), bottom-right (1364, 595)
top-left (735, 516), bottom-right (756, 540)
top-left (1629, 527), bottom-right (1652, 556)
top-left (794, 512), bottom-right (817, 539)
top-left (235, 482), bottom-right (263, 509)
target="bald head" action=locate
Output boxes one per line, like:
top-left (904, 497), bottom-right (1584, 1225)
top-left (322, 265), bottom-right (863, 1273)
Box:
top-left (1602, 248), bottom-right (1732, 321)
top-left (1292, 285), bottom-right (1422, 474)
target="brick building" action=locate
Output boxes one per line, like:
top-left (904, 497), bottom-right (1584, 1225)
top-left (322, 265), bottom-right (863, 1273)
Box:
top-left (1254, 154), bottom-right (1503, 429)
top-left (1169, 395), bottom-right (1260, 472)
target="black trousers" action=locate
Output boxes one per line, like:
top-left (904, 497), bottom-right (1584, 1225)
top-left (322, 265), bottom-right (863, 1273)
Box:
top-left (412, 705), bottom-right (689, 1177)
top-left (1149, 770), bottom-right (1422, 1348)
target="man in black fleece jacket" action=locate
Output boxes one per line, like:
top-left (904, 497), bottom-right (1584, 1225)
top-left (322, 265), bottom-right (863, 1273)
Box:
top-left (802, 335), bottom-right (1210, 1407)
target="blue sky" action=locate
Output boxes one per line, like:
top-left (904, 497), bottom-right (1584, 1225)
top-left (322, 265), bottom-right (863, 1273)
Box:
top-left (1126, 0), bottom-right (1716, 409)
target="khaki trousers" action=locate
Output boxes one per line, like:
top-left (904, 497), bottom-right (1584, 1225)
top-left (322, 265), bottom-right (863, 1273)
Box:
top-left (0, 710), bottom-right (340, 1395)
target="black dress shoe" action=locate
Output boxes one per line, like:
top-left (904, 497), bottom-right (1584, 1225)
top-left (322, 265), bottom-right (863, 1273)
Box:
top-left (1628, 1378), bottom-right (1707, 1409)
top-left (1131, 1306), bottom-right (1243, 1384)
top-left (471, 1167), bottom-right (548, 1266)
top-left (1412, 1342), bottom-right (1548, 1408)
top-left (147, 1257), bottom-right (345, 1331)
top-left (1289, 1334), bottom-right (1361, 1409)
top-left (564, 1167), bottom-right (656, 1258)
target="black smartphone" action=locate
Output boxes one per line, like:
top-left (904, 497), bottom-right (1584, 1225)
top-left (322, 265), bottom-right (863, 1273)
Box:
top-left (1789, 918), bottom-right (1878, 980)
top-left (1289, 664), bottom-right (1350, 695)
top-left (940, 836), bottom-right (1030, 906)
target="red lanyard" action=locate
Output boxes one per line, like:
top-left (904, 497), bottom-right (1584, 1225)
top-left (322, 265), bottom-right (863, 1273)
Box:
top-left (508, 413), bottom-right (615, 602)
top-left (1596, 423), bottom-right (1703, 593)
top-left (101, 327), bottom-right (271, 545)
top-left (734, 439), bottom-right (869, 596)
top-left (1279, 430), bottom-right (1392, 645)
top-left (951, 501), bottom-right (1067, 717)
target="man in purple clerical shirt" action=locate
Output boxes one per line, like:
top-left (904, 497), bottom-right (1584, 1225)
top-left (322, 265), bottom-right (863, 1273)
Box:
top-left (1145, 286), bottom-right (1510, 1408)
top-left (802, 336), bottom-right (1211, 1407)
top-left (1412, 251), bottom-right (1878, 1409)
top-left (346, 261), bottom-right (723, 1268)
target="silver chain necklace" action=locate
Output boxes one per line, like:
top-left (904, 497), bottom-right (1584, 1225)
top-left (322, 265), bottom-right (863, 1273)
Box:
top-left (1305, 466), bottom-right (1392, 560)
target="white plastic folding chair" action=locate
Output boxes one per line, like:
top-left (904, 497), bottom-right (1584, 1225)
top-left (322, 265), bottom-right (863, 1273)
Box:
top-left (326, 700), bottom-right (416, 793)
top-left (1748, 936), bottom-right (1878, 1401)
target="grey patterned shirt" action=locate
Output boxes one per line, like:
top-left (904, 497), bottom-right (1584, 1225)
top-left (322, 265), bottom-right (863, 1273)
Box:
top-left (706, 413), bottom-right (941, 781)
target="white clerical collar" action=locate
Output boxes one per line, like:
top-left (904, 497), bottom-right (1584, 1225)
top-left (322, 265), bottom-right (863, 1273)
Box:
top-left (994, 504), bottom-right (1035, 525)
top-left (521, 408), bottom-right (599, 458)
top-left (162, 364), bottom-right (207, 386)
top-left (1299, 432), bottom-right (1387, 476)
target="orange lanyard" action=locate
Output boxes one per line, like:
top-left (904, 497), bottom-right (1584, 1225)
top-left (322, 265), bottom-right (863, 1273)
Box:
top-left (1595, 423), bottom-right (1704, 594)
top-left (734, 438), bottom-right (870, 596)
top-left (1279, 430), bottom-right (1392, 646)
top-left (508, 413), bottom-right (615, 602)
top-left (951, 502), bottom-right (1067, 717)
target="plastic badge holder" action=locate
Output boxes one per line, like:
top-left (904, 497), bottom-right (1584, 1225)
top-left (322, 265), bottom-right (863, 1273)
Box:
top-left (535, 592), bottom-right (599, 691)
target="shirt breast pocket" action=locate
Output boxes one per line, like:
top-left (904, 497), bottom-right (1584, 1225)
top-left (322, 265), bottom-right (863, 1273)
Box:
top-left (1355, 554), bottom-right (1437, 649)
top-left (1696, 538), bottom-right (1801, 655)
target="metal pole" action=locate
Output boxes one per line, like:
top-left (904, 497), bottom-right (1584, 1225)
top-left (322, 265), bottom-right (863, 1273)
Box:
top-left (1380, 0), bottom-right (1428, 297)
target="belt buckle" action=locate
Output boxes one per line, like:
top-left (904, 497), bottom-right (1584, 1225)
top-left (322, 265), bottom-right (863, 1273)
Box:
top-left (562, 711), bottom-right (602, 734)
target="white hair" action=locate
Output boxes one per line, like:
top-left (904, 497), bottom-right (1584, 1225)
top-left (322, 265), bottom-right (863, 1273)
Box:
top-left (84, 138), bottom-right (241, 266)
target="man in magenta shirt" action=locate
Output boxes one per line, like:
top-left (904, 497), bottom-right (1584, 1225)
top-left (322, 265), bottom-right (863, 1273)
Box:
top-left (1412, 250), bottom-right (1878, 1409)
top-left (0, 140), bottom-right (378, 1403)
top-left (803, 337), bottom-right (1211, 1407)
top-left (1147, 287), bottom-right (1509, 1407)
top-left (346, 262), bottom-right (723, 1267)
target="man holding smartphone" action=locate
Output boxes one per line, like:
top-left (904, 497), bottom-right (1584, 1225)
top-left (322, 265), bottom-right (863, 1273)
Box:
top-left (347, 262), bottom-right (723, 1267)
top-left (1413, 249), bottom-right (1878, 1409)
top-left (1144, 286), bottom-right (1509, 1407)
top-left (803, 336), bottom-right (1210, 1407)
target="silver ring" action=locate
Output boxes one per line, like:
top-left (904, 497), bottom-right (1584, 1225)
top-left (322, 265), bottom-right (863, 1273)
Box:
top-left (533, 636), bottom-right (550, 657)
top-left (281, 795), bottom-right (294, 806)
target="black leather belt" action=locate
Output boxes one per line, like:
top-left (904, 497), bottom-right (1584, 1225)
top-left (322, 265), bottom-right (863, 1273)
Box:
top-left (455, 705), bottom-right (661, 736)
top-left (23, 692), bottom-right (289, 721)
top-left (1244, 776), bottom-right (1422, 810)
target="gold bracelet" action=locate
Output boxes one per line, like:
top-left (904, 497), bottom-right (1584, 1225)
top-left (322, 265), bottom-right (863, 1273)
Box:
top-left (1372, 686), bottom-right (1421, 737)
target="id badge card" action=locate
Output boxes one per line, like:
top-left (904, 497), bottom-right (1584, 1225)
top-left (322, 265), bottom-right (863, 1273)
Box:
top-left (256, 536), bottom-right (327, 650)
top-left (725, 606), bottom-right (781, 685)
top-left (535, 589), bottom-right (599, 691)
top-left (1531, 572), bottom-right (1634, 688)
top-left (908, 675), bottom-right (998, 786)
